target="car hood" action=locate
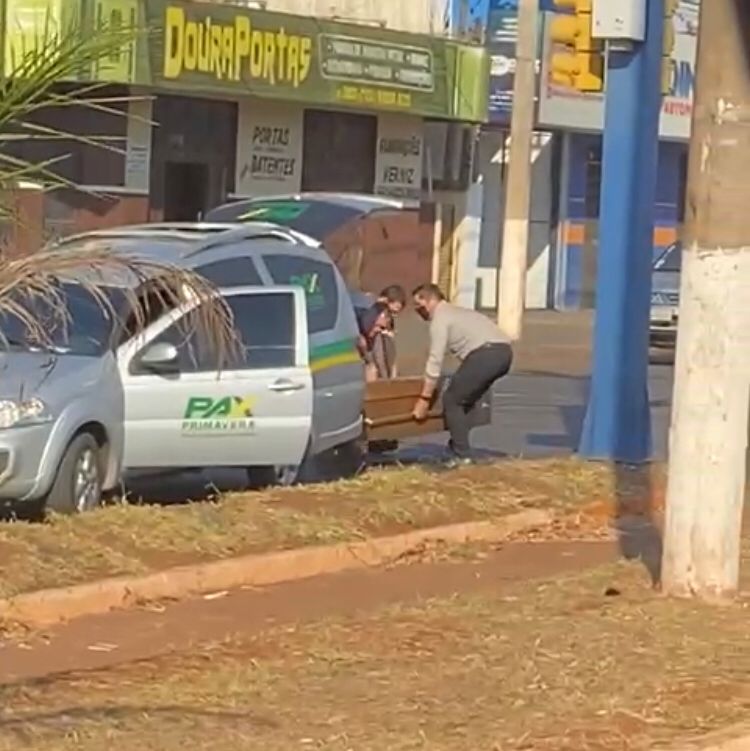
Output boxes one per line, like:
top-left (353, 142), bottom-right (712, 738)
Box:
top-left (0, 351), bottom-right (114, 410)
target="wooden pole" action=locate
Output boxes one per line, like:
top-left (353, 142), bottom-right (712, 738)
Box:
top-left (661, 0), bottom-right (750, 601)
top-left (496, 0), bottom-right (537, 340)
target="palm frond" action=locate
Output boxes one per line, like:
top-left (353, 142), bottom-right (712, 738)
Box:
top-left (0, 247), bottom-right (242, 369)
top-left (0, 21), bottom-right (243, 370)
top-left (0, 19), bottom-right (149, 219)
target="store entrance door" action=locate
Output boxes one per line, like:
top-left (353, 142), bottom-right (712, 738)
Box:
top-left (163, 162), bottom-right (209, 221)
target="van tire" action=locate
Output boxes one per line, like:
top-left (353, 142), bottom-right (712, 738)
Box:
top-left (246, 438), bottom-right (364, 490)
top-left (246, 464), bottom-right (300, 490)
top-left (246, 440), bottom-right (313, 490)
top-left (44, 433), bottom-right (104, 515)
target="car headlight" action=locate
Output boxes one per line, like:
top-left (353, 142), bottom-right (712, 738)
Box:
top-left (0, 398), bottom-right (51, 429)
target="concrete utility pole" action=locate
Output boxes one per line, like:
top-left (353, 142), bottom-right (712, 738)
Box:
top-left (578, 0), bottom-right (664, 463)
top-left (662, 0), bottom-right (750, 601)
top-left (496, 0), bottom-right (537, 340)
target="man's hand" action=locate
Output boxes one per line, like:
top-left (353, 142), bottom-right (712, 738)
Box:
top-left (413, 377), bottom-right (437, 422)
top-left (412, 397), bottom-right (430, 422)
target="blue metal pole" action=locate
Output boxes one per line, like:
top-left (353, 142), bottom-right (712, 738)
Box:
top-left (578, 0), bottom-right (664, 463)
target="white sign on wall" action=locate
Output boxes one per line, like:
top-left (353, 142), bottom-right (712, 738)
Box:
top-left (374, 114), bottom-right (424, 201)
top-left (124, 98), bottom-right (152, 194)
top-left (236, 101), bottom-right (303, 197)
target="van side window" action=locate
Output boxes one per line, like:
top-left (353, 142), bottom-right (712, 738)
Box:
top-left (131, 292), bottom-right (296, 374)
top-left (196, 258), bottom-right (263, 288)
top-left (262, 254), bottom-right (338, 333)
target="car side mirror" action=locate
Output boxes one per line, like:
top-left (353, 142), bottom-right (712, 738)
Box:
top-left (139, 342), bottom-right (179, 372)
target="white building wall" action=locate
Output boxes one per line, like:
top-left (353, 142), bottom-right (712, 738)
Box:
top-left (474, 129), bottom-right (555, 310)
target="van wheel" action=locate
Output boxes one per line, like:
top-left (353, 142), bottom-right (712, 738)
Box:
top-left (44, 433), bottom-right (103, 515)
top-left (247, 441), bottom-right (311, 489)
top-left (330, 438), bottom-right (367, 479)
top-left (246, 438), bottom-right (364, 490)
top-left (246, 464), bottom-right (300, 490)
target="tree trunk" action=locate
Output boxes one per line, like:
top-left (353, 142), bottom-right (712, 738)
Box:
top-left (661, 0), bottom-right (750, 600)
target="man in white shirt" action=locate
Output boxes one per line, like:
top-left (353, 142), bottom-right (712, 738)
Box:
top-left (411, 283), bottom-right (513, 463)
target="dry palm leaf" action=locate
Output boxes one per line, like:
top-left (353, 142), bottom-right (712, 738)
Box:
top-left (0, 246), bottom-right (241, 368)
top-left (0, 20), bottom-right (150, 216)
top-left (0, 21), bottom-right (241, 365)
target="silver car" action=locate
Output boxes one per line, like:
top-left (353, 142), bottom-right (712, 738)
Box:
top-left (0, 221), bottom-right (359, 513)
top-left (0, 280), bottom-right (315, 514)
top-left (649, 241), bottom-right (681, 347)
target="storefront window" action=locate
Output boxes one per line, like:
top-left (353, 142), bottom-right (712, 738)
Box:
top-left (584, 145), bottom-right (602, 219)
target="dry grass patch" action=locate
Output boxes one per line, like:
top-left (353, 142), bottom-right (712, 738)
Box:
top-left (0, 458), bottom-right (664, 599)
top-left (0, 556), bottom-right (746, 751)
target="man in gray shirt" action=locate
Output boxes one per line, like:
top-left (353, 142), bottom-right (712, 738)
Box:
top-left (411, 283), bottom-right (513, 463)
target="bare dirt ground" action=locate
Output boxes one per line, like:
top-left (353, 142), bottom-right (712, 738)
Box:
top-left (0, 539), bottom-right (748, 751)
top-left (0, 458), bottom-right (664, 599)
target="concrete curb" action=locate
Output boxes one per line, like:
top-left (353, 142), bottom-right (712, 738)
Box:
top-left (663, 725), bottom-right (750, 751)
top-left (0, 509), bottom-right (552, 628)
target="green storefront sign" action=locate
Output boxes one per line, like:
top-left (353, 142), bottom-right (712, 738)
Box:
top-left (2, 0), bottom-right (489, 122)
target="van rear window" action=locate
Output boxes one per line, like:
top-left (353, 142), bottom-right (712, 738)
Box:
top-left (238, 202), bottom-right (310, 223)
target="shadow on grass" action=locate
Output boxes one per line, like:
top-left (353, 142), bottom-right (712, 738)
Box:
top-left (121, 468), bottom-right (251, 507)
top-left (0, 703), bottom-right (278, 741)
top-left (369, 442), bottom-right (508, 470)
top-left (612, 463), bottom-right (663, 587)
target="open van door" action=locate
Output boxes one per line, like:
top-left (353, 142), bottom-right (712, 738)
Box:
top-left (119, 286), bottom-right (313, 471)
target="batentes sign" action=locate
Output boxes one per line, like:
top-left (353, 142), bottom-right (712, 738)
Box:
top-left (250, 126), bottom-right (296, 179)
top-left (147, 0), bottom-right (488, 121)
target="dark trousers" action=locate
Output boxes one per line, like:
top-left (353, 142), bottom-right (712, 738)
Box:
top-left (443, 343), bottom-right (513, 456)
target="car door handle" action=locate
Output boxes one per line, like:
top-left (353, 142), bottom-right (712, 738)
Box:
top-left (268, 379), bottom-right (305, 393)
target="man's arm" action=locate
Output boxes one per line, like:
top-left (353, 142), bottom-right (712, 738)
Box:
top-left (413, 315), bottom-right (448, 420)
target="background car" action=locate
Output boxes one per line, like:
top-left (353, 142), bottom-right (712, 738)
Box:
top-left (650, 241), bottom-right (682, 348)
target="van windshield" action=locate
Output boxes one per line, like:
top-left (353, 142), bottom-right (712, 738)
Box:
top-left (0, 283), bottom-right (125, 356)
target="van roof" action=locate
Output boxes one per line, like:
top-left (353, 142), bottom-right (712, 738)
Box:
top-left (51, 221), bottom-right (323, 265)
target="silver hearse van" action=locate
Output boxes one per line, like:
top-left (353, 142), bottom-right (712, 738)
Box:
top-left (0, 223), bottom-right (365, 511)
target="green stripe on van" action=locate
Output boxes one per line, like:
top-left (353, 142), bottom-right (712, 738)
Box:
top-left (310, 339), bottom-right (358, 361)
top-left (310, 339), bottom-right (360, 373)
